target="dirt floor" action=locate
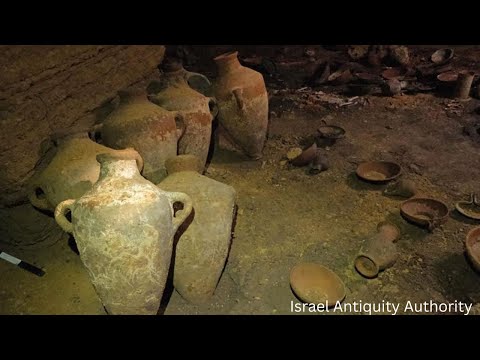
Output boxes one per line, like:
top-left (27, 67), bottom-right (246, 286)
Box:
top-left (2, 46), bottom-right (480, 315)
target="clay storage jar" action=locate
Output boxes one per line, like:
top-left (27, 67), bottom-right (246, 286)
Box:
top-left (149, 60), bottom-right (217, 170)
top-left (28, 131), bottom-right (141, 212)
top-left (213, 51), bottom-right (269, 160)
top-left (100, 88), bottom-right (184, 183)
top-left (355, 222), bottom-right (400, 278)
top-left (158, 155), bottom-right (236, 304)
top-left (54, 149), bottom-right (193, 315)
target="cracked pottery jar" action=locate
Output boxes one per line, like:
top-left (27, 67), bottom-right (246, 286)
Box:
top-left (157, 155), bottom-right (236, 304)
top-left (100, 88), bottom-right (184, 183)
top-left (213, 51), bottom-right (268, 159)
top-left (28, 132), bottom-right (141, 212)
top-left (149, 61), bottom-right (217, 170)
top-left (355, 222), bottom-right (401, 278)
top-left (54, 149), bottom-right (193, 315)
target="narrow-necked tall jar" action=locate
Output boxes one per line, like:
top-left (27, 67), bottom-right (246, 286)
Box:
top-left (149, 61), bottom-right (217, 170)
top-left (213, 51), bottom-right (269, 160)
top-left (157, 155), bottom-right (236, 304)
top-left (100, 88), bottom-right (184, 183)
top-left (54, 149), bottom-right (193, 315)
top-left (28, 132), bottom-right (139, 212)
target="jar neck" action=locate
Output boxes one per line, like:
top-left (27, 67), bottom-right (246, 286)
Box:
top-left (118, 89), bottom-right (148, 105)
top-left (99, 159), bottom-right (140, 180)
top-left (163, 69), bottom-right (189, 87)
top-left (214, 52), bottom-right (242, 76)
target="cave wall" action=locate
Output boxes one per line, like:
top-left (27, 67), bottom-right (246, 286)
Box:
top-left (0, 45), bottom-right (166, 207)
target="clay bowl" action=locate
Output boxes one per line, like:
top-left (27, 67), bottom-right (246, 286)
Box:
top-left (327, 69), bottom-right (353, 84)
top-left (356, 161), bottom-right (402, 183)
top-left (400, 197), bottom-right (449, 231)
top-left (466, 227), bottom-right (480, 272)
top-left (431, 48), bottom-right (454, 64)
top-left (290, 263), bottom-right (346, 306)
top-left (382, 67), bottom-right (406, 80)
top-left (437, 71), bottom-right (458, 83)
top-left (455, 195), bottom-right (480, 220)
top-left (317, 125), bottom-right (346, 140)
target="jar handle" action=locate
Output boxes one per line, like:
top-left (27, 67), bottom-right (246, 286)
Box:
top-left (232, 87), bottom-right (245, 111)
top-left (185, 71), bottom-right (212, 90)
top-left (208, 97), bottom-right (219, 118)
top-left (165, 191), bottom-right (193, 233)
top-left (54, 199), bottom-right (76, 233)
top-left (175, 113), bottom-right (186, 141)
top-left (28, 185), bottom-right (51, 210)
top-left (128, 148), bottom-right (144, 173)
top-left (89, 123), bottom-right (103, 141)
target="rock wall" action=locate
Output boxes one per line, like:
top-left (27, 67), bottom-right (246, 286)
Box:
top-left (0, 45), bottom-right (166, 207)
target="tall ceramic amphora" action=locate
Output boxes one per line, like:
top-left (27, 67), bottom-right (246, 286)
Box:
top-left (28, 132), bottom-right (133, 212)
top-left (54, 149), bottom-right (193, 315)
top-left (158, 155), bottom-right (236, 304)
top-left (149, 60), bottom-right (217, 170)
top-left (213, 51), bottom-right (269, 159)
top-left (100, 88), bottom-right (185, 183)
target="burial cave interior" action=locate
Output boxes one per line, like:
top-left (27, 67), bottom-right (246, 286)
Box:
top-left (1, 45), bottom-right (480, 315)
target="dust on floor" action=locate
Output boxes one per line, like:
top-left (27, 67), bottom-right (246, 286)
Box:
top-left (1, 93), bottom-right (480, 315)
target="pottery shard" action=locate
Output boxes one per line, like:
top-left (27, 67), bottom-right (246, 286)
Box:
top-left (0, 45), bottom-right (166, 207)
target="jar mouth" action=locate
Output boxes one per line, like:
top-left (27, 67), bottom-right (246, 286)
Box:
top-left (96, 148), bottom-right (141, 164)
top-left (214, 51), bottom-right (239, 62)
top-left (161, 58), bottom-right (184, 73)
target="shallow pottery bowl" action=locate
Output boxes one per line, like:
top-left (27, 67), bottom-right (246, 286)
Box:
top-left (356, 161), bottom-right (402, 183)
top-left (381, 67), bottom-right (406, 80)
top-left (289, 263), bottom-right (346, 306)
top-left (400, 197), bottom-right (449, 231)
top-left (455, 194), bottom-right (480, 220)
top-left (437, 71), bottom-right (458, 82)
top-left (466, 227), bottom-right (480, 273)
top-left (431, 48), bottom-right (454, 64)
top-left (317, 125), bottom-right (346, 139)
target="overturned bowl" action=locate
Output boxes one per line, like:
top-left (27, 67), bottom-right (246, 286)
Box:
top-left (356, 161), bottom-right (402, 183)
top-left (400, 197), bottom-right (449, 231)
top-left (466, 227), bottom-right (480, 273)
top-left (289, 263), bottom-right (346, 306)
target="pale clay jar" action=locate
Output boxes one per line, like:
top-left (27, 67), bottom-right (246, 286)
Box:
top-left (54, 149), bottom-right (193, 315)
top-left (213, 51), bottom-right (269, 160)
top-left (28, 132), bottom-right (141, 212)
top-left (158, 155), bottom-right (236, 304)
top-left (100, 88), bottom-right (185, 183)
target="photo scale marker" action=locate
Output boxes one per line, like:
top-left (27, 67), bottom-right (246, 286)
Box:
top-left (0, 251), bottom-right (45, 277)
